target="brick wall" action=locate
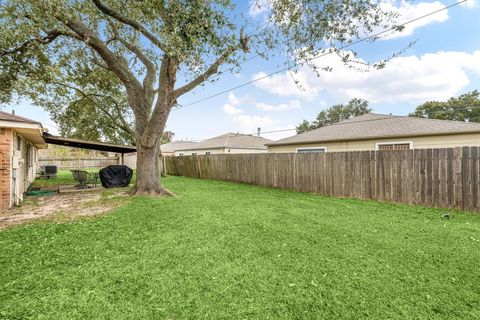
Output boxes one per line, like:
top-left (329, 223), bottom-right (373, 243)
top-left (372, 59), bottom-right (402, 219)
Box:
top-left (0, 128), bottom-right (12, 211)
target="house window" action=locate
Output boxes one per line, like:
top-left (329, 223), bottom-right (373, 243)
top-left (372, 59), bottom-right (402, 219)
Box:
top-left (376, 142), bottom-right (412, 151)
top-left (205, 152), bottom-right (211, 155)
top-left (178, 153), bottom-right (184, 156)
top-left (192, 153), bottom-right (197, 156)
top-left (296, 147), bottom-right (327, 154)
top-left (17, 136), bottom-right (21, 151)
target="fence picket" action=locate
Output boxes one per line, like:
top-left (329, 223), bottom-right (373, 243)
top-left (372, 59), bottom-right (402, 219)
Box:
top-left (164, 147), bottom-right (480, 212)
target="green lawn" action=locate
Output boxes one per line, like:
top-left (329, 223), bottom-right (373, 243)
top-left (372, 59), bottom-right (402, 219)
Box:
top-left (32, 169), bottom-right (102, 187)
top-left (32, 169), bottom-right (136, 188)
top-left (1, 176), bottom-right (480, 319)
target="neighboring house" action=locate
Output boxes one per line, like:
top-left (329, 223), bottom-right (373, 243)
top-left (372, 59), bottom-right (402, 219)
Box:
top-left (0, 111), bottom-right (47, 209)
top-left (174, 133), bottom-right (272, 156)
top-left (160, 141), bottom-right (199, 156)
top-left (268, 113), bottom-right (480, 153)
top-left (122, 141), bottom-right (199, 167)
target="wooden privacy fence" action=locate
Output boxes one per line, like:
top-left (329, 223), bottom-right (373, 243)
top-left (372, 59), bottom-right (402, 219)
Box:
top-left (165, 147), bottom-right (480, 212)
top-left (37, 157), bottom-right (120, 170)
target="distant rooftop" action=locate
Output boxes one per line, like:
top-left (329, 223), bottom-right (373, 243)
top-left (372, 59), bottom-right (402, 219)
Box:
top-left (268, 113), bottom-right (480, 146)
top-left (160, 140), bottom-right (199, 153)
top-left (175, 133), bottom-right (272, 151)
top-left (0, 110), bottom-right (42, 125)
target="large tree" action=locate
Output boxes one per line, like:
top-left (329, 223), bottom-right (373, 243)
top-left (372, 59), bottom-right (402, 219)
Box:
top-left (409, 90), bottom-right (480, 122)
top-left (296, 98), bottom-right (371, 133)
top-left (0, 0), bottom-right (397, 195)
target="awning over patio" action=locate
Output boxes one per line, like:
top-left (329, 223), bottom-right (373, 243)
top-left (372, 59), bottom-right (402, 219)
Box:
top-left (43, 133), bottom-right (137, 154)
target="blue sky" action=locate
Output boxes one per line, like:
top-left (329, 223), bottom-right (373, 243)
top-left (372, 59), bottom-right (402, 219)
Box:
top-left (11, 0), bottom-right (480, 142)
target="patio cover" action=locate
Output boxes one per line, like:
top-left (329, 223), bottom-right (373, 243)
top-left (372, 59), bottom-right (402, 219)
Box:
top-left (43, 133), bottom-right (136, 154)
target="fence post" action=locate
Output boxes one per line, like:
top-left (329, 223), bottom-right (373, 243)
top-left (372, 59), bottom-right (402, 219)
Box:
top-left (453, 147), bottom-right (463, 210)
top-left (0, 153), bottom-right (2, 214)
top-left (164, 150), bottom-right (477, 212)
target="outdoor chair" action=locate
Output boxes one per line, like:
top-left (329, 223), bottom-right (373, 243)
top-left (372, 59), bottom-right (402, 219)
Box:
top-left (70, 170), bottom-right (99, 189)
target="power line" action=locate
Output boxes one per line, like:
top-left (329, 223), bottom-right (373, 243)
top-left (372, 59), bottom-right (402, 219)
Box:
top-left (179, 115), bottom-right (408, 141)
top-left (173, 0), bottom-right (469, 112)
top-left (185, 107), bottom-right (480, 141)
top-left (250, 115), bottom-right (398, 136)
top-left (251, 105), bottom-right (480, 137)
top-left (213, 19), bottom-right (275, 77)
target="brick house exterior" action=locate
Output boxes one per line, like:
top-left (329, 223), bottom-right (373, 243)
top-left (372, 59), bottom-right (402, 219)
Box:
top-left (0, 111), bottom-right (47, 210)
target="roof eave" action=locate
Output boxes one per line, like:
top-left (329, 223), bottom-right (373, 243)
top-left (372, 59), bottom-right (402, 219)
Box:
top-left (266, 129), bottom-right (480, 147)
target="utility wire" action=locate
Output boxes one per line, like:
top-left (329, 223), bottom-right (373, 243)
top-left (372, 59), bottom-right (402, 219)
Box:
top-left (173, 0), bottom-right (469, 112)
top-left (248, 104), bottom-right (480, 137)
top-left (185, 107), bottom-right (480, 141)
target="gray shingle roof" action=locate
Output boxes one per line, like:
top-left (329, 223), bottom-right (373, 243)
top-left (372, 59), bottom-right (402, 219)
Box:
top-left (175, 133), bottom-right (272, 151)
top-left (0, 110), bottom-right (42, 125)
top-left (267, 113), bottom-right (480, 146)
top-left (160, 141), bottom-right (199, 153)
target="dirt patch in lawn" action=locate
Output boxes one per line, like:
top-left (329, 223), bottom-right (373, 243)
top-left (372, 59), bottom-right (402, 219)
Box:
top-left (0, 189), bottom-right (129, 230)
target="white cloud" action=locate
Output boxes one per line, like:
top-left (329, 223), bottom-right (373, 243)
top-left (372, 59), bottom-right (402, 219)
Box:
top-left (223, 104), bottom-right (243, 116)
top-left (227, 92), bottom-right (240, 106)
top-left (256, 100), bottom-right (301, 111)
top-left (221, 92), bottom-right (288, 136)
top-left (232, 114), bottom-right (276, 132)
top-left (248, 1), bottom-right (449, 38)
top-left (461, 0), bottom-right (476, 8)
top-left (249, 0), bottom-right (271, 17)
top-left (253, 71), bottom-right (321, 100)
top-left (378, 1), bottom-right (449, 40)
top-left (253, 50), bottom-right (480, 104)
top-left (222, 92), bottom-right (244, 115)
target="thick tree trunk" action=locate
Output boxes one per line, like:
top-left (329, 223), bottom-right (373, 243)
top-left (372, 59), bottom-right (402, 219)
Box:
top-left (131, 142), bottom-right (167, 195)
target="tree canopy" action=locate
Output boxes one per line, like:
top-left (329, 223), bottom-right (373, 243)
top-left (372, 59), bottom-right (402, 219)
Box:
top-left (296, 98), bottom-right (371, 133)
top-left (409, 90), bottom-right (480, 122)
top-left (0, 0), bottom-right (399, 194)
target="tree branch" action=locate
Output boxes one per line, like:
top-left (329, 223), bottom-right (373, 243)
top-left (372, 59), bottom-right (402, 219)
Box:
top-left (108, 22), bottom-right (156, 105)
top-left (1, 30), bottom-right (76, 56)
top-left (91, 0), bottom-right (167, 52)
top-left (62, 18), bottom-right (129, 78)
top-left (136, 55), bottom-right (178, 147)
top-left (60, 16), bottom-right (149, 126)
top-left (73, 95), bottom-right (133, 140)
top-left (52, 81), bottom-right (135, 138)
top-left (173, 47), bottom-right (235, 98)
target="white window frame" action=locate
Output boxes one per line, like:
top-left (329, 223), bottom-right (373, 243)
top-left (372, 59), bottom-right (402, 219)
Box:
top-left (375, 141), bottom-right (414, 151)
top-left (296, 146), bottom-right (327, 153)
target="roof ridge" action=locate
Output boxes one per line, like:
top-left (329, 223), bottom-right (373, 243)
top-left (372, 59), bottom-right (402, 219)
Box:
top-left (303, 113), bottom-right (394, 133)
top-left (397, 113), bottom-right (480, 125)
top-left (174, 132), bottom-right (272, 151)
top-left (268, 112), bottom-right (480, 147)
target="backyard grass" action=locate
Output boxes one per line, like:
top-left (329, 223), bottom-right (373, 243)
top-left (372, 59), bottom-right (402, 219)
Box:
top-left (31, 169), bottom-right (137, 188)
top-left (32, 169), bottom-right (103, 188)
top-left (1, 176), bottom-right (480, 319)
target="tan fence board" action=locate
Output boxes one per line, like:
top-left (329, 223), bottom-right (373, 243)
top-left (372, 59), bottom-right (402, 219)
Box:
top-left (165, 147), bottom-right (480, 212)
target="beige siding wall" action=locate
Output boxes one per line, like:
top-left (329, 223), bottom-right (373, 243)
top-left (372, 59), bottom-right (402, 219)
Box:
top-left (226, 148), bottom-right (268, 154)
top-left (175, 148), bottom-right (224, 156)
top-left (0, 128), bottom-right (13, 210)
top-left (175, 148), bottom-right (267, 156)
top-left (12, 131), bottom-right (39, 206)
top-left (268, 133), bottom-right (480, 153)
